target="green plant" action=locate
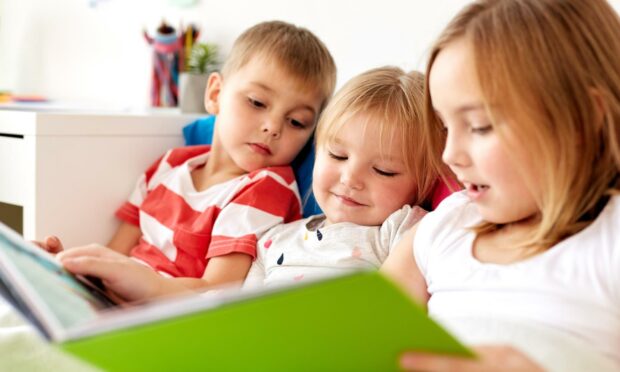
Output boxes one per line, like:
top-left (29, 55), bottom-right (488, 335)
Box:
top-left (187, 43), bottom-right (219, 74)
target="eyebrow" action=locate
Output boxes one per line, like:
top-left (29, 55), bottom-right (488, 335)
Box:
top-left (249, 81), bottom-right (317, 115)
top-left (455, 104), bottom-right (485, 114)
top-left (331, 138), bottom-right (402, 163)
top-left (436, 103), bottom-right (485, 117)
top-left (250, 81), bottom-right (274, 93)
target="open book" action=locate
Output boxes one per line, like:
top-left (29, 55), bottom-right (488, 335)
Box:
top-left (0, 222), bottom-right (472, 370)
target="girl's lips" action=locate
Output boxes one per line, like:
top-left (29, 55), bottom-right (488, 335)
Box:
top-left (248, 143), bottom-right (272, 156)
top-left (334, 194), bottom-right (365, 207)
top-left (465, 182), bottom-right (489, 201)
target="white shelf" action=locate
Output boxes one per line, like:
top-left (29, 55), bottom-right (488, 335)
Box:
top-left (0, 109), bottom-right (201, 247)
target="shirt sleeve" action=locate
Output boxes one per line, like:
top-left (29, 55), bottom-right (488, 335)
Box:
top-left (611, 227), bottom-right (620, 307)
top-left (242, 250), bottom-right (267, 290)
top-left (206, 170), bottom-right (302, 260)
top-left (115, 152), bottom-right (167, 226)
top-left (413, 191), bottom-right (468, 279)
top-left (379, 205), bottom-right (427, 257)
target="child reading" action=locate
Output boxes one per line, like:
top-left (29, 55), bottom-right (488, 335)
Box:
top-left (244, 66), bottom-right (443, 288)
top-left (382, 0), bottom-right (620, 370)
top-left (56, 66), bottom-right (448, 301)
top-left (38, 21), bottom-right (337, 294)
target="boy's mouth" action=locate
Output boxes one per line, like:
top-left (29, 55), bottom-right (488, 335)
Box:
top-left (248, 143), bottom-right (272, 156)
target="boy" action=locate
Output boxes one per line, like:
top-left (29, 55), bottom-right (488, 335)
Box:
top-left (42, 21), bottom-right (336, 299)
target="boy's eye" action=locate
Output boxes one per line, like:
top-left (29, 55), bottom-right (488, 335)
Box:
top-left (328, 151), bottom-right (347, 161)
top-left (248, 98), bottom-right (266, 108)
top-left (289, 118), bottom-right (306, 129)
top-left (374, 168), bottom-right (398, 177)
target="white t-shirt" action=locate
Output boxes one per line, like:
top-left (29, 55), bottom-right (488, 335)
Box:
top-left (244, 205), bottom-right (426, 289)
top-left (414, 191), bottom-right (620, 369)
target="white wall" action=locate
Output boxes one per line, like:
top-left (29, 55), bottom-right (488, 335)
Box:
top-left (1, 0), bottom-right (619, 109)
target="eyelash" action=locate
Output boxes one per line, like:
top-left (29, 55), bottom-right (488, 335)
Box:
top-left (328, 152), bottom-right (347, 161)
top-left (248, 97), bottom-right (265, 109)
top-left (374, 169), bottom-right (397, 177)
top-left (328, 152), bottom-right (398, 177)
top-left (248, 97), bottom-right (308, 129)
top-left (436, 115), bottom-right (492, 135)
top-left (470, 125), bottom-right (492, 134)
top-left (289, 118), bottom-right (306, 129)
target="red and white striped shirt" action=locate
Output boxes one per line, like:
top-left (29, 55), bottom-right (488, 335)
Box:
top-left (115, 146), bottom-right (302, 278)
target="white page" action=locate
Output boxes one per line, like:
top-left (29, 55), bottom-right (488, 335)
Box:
top-left (0, 224), bottom-right (113, 339)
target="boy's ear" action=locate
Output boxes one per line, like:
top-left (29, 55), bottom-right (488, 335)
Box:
top-left (204, 72), bottom-right (223, 115)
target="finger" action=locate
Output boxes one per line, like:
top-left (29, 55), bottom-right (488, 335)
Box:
top-left (400, 352), bottom-right (477, 372)
top-left (31, 239), bottom-right (59, 253)
top-left (57, 244), bottom-right (119, 260)
top-left (31, 240), bottom-right (46, 249)
top-left (60, 256), bottom-right (126, 282)
top-left (45, 236), bottom-right (63, 253)
top-left (61, 256), bottom-right (158, 302)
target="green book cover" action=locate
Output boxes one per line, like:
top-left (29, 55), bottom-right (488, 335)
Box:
top-left (0, 222), bottom-right (472, 371)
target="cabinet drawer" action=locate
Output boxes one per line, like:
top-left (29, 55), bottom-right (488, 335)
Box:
top-left (0, 135), bottom-right (30, 205)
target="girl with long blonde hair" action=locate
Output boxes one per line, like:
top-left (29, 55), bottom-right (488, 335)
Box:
top-left (383, 0), bottom-right (620, 370)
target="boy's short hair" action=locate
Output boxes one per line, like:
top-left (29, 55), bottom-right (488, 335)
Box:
top-left (221, 21), bottom-right (337, 110)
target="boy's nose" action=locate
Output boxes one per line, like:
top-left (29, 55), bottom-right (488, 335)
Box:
top-left (261, 119), bottom-right (282, 139)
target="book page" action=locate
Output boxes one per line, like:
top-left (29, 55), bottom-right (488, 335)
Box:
top-left (0, 226), bottom-right (115, 339)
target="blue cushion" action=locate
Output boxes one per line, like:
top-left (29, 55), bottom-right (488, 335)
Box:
top-left (183, 115), bottom-right (322, 217)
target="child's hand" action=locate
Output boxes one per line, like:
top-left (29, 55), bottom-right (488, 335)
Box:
top-left (57, 244), bottom-right (166, 303)
top-left (399, 345), bottom-right (544, 371)
top-left (31, 236), bottom-right (64, 254)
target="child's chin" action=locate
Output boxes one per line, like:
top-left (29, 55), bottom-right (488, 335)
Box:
top-left (239, 162), bottom-right (268, 172)
top-left (240, 160), bottom-right (285, 172)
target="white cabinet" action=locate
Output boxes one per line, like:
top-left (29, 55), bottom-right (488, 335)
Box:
top-left (0, 109), bottom-right (198, 247)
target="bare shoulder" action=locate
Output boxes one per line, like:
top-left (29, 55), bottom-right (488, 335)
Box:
top-left (381, 224), bottom-right (430, 305)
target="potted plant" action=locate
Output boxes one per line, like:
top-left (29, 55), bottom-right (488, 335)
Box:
top-left (180, 42), bottom-right (219, 113)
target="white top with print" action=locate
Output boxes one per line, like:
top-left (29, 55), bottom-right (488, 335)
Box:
top-left (244, 205), bottom-right (426, 289)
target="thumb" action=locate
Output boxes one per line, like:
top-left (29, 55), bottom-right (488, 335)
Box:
top-left (60, 256), bottom-right (119, 283)
top-left (45, 236), bottom-right (64, 253)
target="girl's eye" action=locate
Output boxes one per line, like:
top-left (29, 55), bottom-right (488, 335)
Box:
top-left (374, 168), bottom-right (398, 177)
top-left (248, 98), bottom-right (266, 108)
top-left (328, 152), bottom-right (347, 161)
top-left (471, 125), bottom-right (492, 135)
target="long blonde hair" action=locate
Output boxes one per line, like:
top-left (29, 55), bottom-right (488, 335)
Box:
top-left (424, 0), bottom-right (620, 250)
top-left (316, 66), bottom-right (444, 207)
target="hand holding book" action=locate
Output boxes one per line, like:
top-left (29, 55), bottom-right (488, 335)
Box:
top-left (31, 235), bottom-right (65, 254)
top-left (0, 221), bottom-right (472, 371)
top-left (399, 346), bottom-right (543, 371)
top-left (57, 245), bottom-right (173, 303)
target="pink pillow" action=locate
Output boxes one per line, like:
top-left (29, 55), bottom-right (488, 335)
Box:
top-left (430, 178), bottom-right (461, 209)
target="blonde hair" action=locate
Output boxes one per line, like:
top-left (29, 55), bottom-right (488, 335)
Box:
top-left (425, 0), bottom-right (620, 251)
top-left (221, 20), bottom-right (337, 110)
top-left (315, 66), bottom-right (444, 207)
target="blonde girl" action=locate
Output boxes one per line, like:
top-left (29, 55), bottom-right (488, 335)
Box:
top-left (382, 0), bottom-right (620, 370)
top-left (244, 66), bottom-right (445, 288)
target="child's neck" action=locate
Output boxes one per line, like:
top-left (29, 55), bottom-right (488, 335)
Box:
top-left (473, 216), bottom-right (541, 264)
top-left (191, 145), bottom-right (246, 192)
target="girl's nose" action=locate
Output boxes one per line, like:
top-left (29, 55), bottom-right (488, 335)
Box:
top-left (340, 163), bottom-right (364, 190)
top-left (442, 128), bottom-right (467, 168)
